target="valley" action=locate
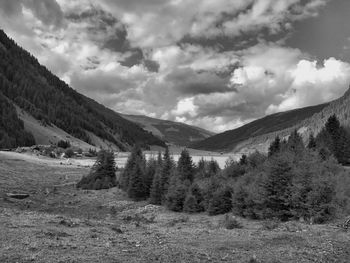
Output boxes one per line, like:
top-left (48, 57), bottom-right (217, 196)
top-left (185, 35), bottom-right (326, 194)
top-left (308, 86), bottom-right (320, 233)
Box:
top-left (1, 152), bottom-right (349, 263)
top-left (1, 4), bottom-right (350, 263)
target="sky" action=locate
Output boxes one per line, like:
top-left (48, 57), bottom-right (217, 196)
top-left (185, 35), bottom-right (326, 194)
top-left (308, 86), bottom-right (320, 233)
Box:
top-left (1, 0), bottom-right (350, 133)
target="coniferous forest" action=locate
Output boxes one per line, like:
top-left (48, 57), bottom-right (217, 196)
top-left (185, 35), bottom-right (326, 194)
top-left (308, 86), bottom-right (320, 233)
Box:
top-left (116, 115), bottom-right (350, 223)
top-left (0, 91), bottom-right (35, 148)
top-left (0, 30), bottom-right (165, 150)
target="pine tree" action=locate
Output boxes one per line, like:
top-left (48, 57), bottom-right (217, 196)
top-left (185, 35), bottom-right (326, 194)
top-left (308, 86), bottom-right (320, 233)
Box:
top-left (160, 147), bottom-right (173, 203)
top-left (120, 146), bottom-right (143, 191)
top-left (77, 150), bottom-right (117, 190)
top-left (307, 133), bottom-right (317, 149)
top-left (286, 129), bottom-right (304, 156)
top-left (149, 168), bottom-right (162, 205)
top-left (183, 183), bottom-right (204, 213)
top-left (157, 151), bottom-right (163, 167)
top-left (177, 149), bottom-right (195, 183)
top-left (261, 152), bottom-right (294, 220)
top-left (127, 158), bottom-right (147, 201)
top-left (207, 187), bottom-right (232, 215)
top-left (325, 114), bottom-right (340, 136)
top-left (165, 177), bottom-right (187, 212)
top-left (317, 115), bottom-right (350, 164)
top-left (239, 155), bottom-right (248, 165)
top-left (208, 159), bottom-right (220, 176)
top-left (268, 136), bottom-right (281, 157)
top-left (144, 158), bottom-right (157, 196)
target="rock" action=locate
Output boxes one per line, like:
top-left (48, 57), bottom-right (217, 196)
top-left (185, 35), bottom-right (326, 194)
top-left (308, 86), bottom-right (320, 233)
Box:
top-left (6, 193), bottom-right (29, 199)
top-left (59, 219), bottom-right (78, 227)
top-left (111, 226), bottom-right (123, 233)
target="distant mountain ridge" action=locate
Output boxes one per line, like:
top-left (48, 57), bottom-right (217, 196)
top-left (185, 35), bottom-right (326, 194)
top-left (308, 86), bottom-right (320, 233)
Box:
top-left (121, 114), bottom-right (215, 146)
top-left (191, 88), bottom-right (350, 154)
top-left (0, 30), bottom-right (165, 150)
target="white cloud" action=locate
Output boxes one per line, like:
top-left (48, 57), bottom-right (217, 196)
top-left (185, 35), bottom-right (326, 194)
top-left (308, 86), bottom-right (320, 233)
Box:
top-left (2, 0), bottom-right (347, 135)
top-left (94, 0), bottom-right (327, 48)
top-left (172, 97), bottom-right (197, 117)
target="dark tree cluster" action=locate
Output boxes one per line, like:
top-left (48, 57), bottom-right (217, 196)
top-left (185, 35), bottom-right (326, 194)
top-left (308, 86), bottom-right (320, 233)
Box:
top-left (230, 116), bottom-right (350, 223)
top-left (118, 115), bottom-right (350, 223)
top-left (0, 91), bottom-right (35, 149)
top-left (315, 114), bottom-right (350, 165)
top-left (119, 147), bottom-right (233, 215)
top-left (57, 140), bottom-right (71, 149)
top-left (0, 30), bottom-right (165, 150)
top-left (77, 150), bottom-right (117, 190)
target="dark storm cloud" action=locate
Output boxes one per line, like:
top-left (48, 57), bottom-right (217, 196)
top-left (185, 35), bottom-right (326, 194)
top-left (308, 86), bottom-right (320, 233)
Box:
top-left (104, 33), bottom-right (159, 71)
top-left (70, 71), bottom-right (135, 96)
top-left (65, 5), bottom-right (157, 71)
top-left (24, 0), bottom-right (64, 28)
top-left (66, 6), bottom-right (119, 33)
top-left (119, 48), bottom-right (160, 72)
top-left (194, 96), bottom-right (270, 120)
top-left (0, 0), bottom-right (22, 17)
top-left (0, 0), bottom-right (64, 27)
top-left (143, 59), bottom-right (160, 73)
top-left (102, 30), bottom-right (129, 52)
top-left (180, 28), bottom-right (288, 54)
top-left (166, 68), bottom-right (231, 95)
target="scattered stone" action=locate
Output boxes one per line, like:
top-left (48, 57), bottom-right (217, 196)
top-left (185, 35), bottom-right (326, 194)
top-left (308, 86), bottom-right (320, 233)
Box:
top-left (59, 219), bottom-right (78, 227)
top-left (110, 226), bottom-right (123, 233)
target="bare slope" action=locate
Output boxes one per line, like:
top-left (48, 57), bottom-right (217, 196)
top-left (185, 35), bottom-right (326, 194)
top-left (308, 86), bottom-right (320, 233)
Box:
top-left (122, 114), bottom-right (214, 146)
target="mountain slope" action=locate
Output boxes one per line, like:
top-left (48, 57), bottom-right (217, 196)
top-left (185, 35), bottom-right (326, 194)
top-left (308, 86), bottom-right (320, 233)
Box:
top-left (0, 30), bottom-right (165, 150)
top-left (191, 101), bottom-right (330, 152)
top-left (233, 88), bottom-right (350, 154)
top-left (121, 114), bottom-right (215, 146)
top-left (0, 92), bottom-right (35, 148)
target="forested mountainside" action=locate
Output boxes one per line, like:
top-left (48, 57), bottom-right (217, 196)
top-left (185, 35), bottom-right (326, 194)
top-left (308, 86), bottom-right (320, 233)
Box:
top-left (121, 114), bottom-right (214, 146)
top-left (191, 102), bottom-right (329, 152)
top-left (0, 91), bottom-right (35, 148)
top-left (0, 30), bottom-right (165, 150)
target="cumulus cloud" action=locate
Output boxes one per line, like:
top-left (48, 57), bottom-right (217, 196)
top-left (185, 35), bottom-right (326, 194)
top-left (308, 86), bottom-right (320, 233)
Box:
top-left (95, 0), bottom-right (327, 48)
top-left (2, 0), bottom-right (348, 134)
top-left (161, 44), bottom-right (350, 132)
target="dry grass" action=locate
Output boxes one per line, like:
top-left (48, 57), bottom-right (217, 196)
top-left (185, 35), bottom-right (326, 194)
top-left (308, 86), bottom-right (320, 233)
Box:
top-left (1, 152), bottom-right (349, 263)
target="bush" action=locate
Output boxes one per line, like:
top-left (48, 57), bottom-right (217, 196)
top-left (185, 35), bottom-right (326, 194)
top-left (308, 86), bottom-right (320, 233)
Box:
top-left (232, 172), bottom-right (264, 219)
top-left (77, 150), bottom-right (117, 190)
top-left (221, 214), bottom-right (242, 229)
top-left (166, 180), bottom-right (188, 212)
top-left (199, 177), bottom-right (222, 211)
top-left (261, 219), bottom-right (279, 230)
top-left (208, 187), bottom-right (232, 216)
top-left (183, 183), bottom-right (204, 213)
top-left (64, 148), bottom-right (74, 158)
